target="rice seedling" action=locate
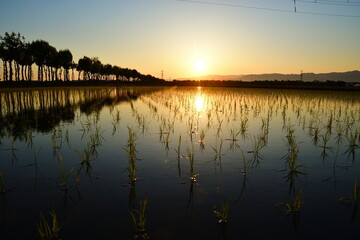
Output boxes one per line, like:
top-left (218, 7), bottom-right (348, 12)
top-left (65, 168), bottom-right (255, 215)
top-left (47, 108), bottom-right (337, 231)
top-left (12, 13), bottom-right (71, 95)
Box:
top-left (37, 210), bottom-right (62, 240)
top-left (213, 200), bottom-right (229, 223)
top-left (124, 152), bottom-right (137, 185)
top-left (111, 111), bottom-right (121, 135)
top-left (326, 113), bottom-right (333, 132)
top-left (198, 129), bottom-right (206, 150)
top-left (198, 129), bottom-right (206, 144)
top-left (287, 149), bottom-right (307, 175)
top-left (276, 189), bottom-right (304, 215)
top-left (310, 124), bottom-right (321, 146)
top-left (123, 127), bottom-right (138, 185)
top-left (129, 198), bottom-right (149, 239)
top-left (344, 132), bottom-right (359, 162)
top-left (284, 125), bottom-right (297, 151)
top-left (186, 143), bottom-right (198, 182)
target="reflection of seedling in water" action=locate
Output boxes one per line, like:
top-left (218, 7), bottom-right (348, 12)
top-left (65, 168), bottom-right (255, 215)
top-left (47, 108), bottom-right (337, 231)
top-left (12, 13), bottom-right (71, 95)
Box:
top-left (26, 129), bottom-right (34, 148)
top-left (213, 200), bottom-right (229, 223)
top-left (58, 153), bottom-right (76, 190)
top-left (236, 151), bottom-right (250, 202)
top-left (211, 139), bottom-right (225, 157)
top-left (51, 129), bottom-right (63, 155)
top-left (278, 144), bottom-right (307, 194)
top-left (338, 178), bottom-right (359, 221)
top-left (88, 125), bottom-right (105, 156)
top-left (226, 128), bottom-right (240, 142)
top-left (33, 145), bottom-right (43, 164)
top-left (207, 110), bottom-right (212, 128)
top-left (326, 113), bottom-right (333, 132)
top-left (319, 132), bottom-right (333, 160)
top-left (240, 150), bottom-right (251, 176)
top-left (344, 132), bottom-right (359, 162)
top-left (174, 135), bottom-right (182, 157)
top-left (338, 178), bottom-right (359, 205)
top-left (335, 124), bottom-right (345, 146)
top-left (173, 135), bottom-right (183, 178)
top-left (276, 189), bottom-right (304, 215)
top-left (311, 125), bottom-right (321, 146)
top-left (248, 135), bottom-right (265, 167)
top-left (240, 117), bottom-right (249, 135)
top-left (129, 198), bottom-right (149, 239)
top-left (0, 172), bottom-right (8, 193)
top-left (37, 210), bottom-right (62, 240)
top-left (76, 148), bottom-right (93, 178)
top-left (3, 137), bottom-right (18, 164)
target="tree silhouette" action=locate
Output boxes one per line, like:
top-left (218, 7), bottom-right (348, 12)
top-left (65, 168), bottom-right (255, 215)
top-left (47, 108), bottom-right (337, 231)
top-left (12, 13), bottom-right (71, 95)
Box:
top-left (30, 40), bottom-right (51, 81)
top-left (58, 49), bottom-right (72, 81)
top-left (1, 32), bottom-right (164, 84)
top-left (0, 32), bottom-right (26, 81)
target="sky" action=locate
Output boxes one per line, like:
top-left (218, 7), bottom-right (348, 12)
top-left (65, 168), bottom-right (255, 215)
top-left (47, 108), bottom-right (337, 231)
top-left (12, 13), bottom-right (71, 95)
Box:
top-left (1, 0), bottom-right (360, 79)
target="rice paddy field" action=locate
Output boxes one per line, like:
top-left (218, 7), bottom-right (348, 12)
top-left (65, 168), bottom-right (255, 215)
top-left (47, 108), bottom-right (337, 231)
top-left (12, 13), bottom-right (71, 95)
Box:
top-left (0, 86), bottom-right (359, 240)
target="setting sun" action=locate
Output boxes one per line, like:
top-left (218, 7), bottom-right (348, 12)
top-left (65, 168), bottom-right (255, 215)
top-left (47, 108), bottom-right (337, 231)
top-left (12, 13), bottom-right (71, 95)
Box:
top-left (194, 59), bottom-right (206, 75)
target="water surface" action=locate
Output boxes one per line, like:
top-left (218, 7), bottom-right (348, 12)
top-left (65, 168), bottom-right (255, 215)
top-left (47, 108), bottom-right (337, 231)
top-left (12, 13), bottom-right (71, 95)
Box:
top-left (0, 86), bottom-right (359, 239)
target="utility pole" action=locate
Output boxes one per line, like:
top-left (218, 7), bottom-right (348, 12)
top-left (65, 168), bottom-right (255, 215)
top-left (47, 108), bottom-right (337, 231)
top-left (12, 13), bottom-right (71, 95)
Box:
top-left (161, 70), bottom-right (164, 80)
top-left (300, 70), bottom-right (303, 81)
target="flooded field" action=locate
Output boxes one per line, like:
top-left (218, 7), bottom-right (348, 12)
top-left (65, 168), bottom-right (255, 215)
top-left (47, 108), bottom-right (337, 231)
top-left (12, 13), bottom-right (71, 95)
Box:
top-left (0, 86), bottom-right (359, 239)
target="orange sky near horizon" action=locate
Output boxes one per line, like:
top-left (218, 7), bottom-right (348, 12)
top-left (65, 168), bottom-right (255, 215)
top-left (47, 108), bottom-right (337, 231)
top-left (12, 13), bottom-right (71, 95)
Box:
top-left (1, 0), bottom-right (360, 80)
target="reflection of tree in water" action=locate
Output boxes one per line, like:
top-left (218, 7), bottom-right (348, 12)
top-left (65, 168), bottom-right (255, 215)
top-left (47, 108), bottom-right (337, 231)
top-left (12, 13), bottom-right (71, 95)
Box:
top-left (0, 87), bottom-right (162, 139)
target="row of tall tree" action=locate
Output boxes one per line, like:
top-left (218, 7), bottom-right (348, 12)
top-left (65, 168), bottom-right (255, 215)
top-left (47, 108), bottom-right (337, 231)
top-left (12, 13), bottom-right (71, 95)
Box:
top-left (0, 32), bottom-right (163, 83)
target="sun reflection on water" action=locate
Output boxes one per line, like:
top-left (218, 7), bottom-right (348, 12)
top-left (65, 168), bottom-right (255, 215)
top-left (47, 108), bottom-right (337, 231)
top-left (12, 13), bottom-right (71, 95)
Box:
top-left (195, 95), bottom-right (204, 112)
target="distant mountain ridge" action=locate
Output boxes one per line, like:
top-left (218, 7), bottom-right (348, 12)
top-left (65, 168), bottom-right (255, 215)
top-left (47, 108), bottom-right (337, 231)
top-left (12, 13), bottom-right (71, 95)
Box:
top-left (178, 71), bottom-right (360, 82)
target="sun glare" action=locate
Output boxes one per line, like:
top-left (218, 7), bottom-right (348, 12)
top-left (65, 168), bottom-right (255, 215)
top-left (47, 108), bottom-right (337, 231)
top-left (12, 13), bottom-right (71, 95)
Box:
top-left (194, 59), bottom-right (206, 74)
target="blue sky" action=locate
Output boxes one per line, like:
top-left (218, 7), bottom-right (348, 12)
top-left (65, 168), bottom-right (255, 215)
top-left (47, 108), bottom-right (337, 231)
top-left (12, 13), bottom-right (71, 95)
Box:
top-left (1, 0), bottom-right (360, 79)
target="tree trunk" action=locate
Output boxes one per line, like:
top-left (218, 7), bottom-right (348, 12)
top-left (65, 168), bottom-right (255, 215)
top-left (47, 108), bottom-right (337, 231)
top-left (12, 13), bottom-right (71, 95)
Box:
top-left (2, 61), bottom-right (7, 81)
top-left (21, 64), bottom-right (25, 81)
top-left (9, 60), bottom-right (13, 81)
top-left (15, 62), bottom-right (20, 81)
top-left (28, 65), bottom-right (32, 81)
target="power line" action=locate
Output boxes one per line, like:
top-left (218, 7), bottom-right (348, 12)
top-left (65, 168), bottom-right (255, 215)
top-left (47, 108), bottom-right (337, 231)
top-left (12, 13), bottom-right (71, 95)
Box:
top-left (177, 0), bottom-right (360, 17)
top-left (295, 0), bottom-right (360, 6)
top-left (315, 0), bottom-right (360, 3)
